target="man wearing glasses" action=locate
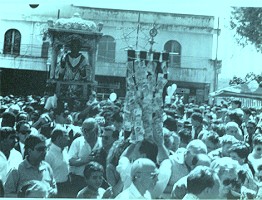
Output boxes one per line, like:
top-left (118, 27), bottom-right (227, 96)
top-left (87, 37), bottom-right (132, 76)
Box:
top-left (116, 158), bottom-right (158, 199)
top-left (4, 134), bottom-right (57, 197)
top-left (68, 117), bottom-right (100, 197)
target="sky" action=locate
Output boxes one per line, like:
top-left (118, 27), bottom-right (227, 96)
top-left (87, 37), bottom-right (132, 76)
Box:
top-left (1, 0), bottom-right (262, 79)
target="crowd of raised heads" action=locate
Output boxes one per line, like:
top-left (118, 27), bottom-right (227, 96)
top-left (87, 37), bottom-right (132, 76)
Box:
top-left (0, 92), bottom-right (262, 199)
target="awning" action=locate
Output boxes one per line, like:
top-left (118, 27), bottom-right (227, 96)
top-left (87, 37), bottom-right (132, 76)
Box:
top-left (209, 81), bottom-right (262, 101)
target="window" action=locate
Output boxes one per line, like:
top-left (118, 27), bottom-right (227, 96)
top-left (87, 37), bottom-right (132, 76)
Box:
top-left (97, 35), bottom-right (115, 62)
top-left (41, 41), bottom-right (49, 58)
top-left (164, 40), bottom-right (181, 67)
top-left (3, 29), bottom-right (21, 55)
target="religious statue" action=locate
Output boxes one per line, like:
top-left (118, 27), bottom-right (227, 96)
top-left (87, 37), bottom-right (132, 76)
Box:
top-left (59, 34), bottom-right (91, 81)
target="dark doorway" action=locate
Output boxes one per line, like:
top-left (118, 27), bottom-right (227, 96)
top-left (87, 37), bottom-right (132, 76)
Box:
top-left (0, 69), bottom-right (48, 96)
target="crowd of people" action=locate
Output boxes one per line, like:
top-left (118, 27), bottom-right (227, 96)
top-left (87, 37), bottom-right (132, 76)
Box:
top-left (0, 90), bottom-right (262, 199)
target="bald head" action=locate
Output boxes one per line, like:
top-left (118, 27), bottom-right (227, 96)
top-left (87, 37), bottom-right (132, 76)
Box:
top-left (187, 139), bottom-right (207, 154)
top-left (131, 158), bottom-right (157, 180)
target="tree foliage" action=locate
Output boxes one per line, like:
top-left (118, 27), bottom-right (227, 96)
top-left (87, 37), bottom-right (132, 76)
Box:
top-left (230, 7), bottom-right (262, 52)
top-left (229, 72), bottom-right (262, 87)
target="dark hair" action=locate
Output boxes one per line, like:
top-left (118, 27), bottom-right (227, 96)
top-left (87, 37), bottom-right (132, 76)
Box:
top-left (164, 115), bottom-right (177, 132)
top-left (112, 112), bottom-right (123, 123)
top-left (178, 129), bottom-right (192, 144)
top-left (24, 134), bottom-right (46, 156)
top-left (227, 111), bottom-right (243, 127)
top-left (16, 112), bottom-right (29, 123)
top-left (1, 112), bottom-right (16, 127)
top-left (191, 112), bottom-right (203, 123)
top-left (231, 99), bottom-right (242, 108)
top-left (23, 105), bottom-right (35, 114)
top-left (16, 120), bottom-right (31, 132)
top-left (253, 135), bottom-right (262, 146)
top-left (139, 139), bottom-right (158, 163)
top-left (229, 142), bottom-right (250, 160)
top-left (187, 166), bottom-right (216, 195)
top-left (0, 127), bottom-right (16, 140)
top-left (83, 161), bottom-right (104, 179)
top-left (242, 107), bottom-right (252, 116)
top-left (50, 127), bottom-right (66, 143)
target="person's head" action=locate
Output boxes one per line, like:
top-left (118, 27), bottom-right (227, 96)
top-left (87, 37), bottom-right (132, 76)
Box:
top-left (8, 104), bottom-right (21, 116)
top-left (163, 115), bottom-right (177, 132)
top-left (178, 129), bottom-right (192, 148)
top-left (1, 111), bottom-right (16, 127)
top-left (200, 130), bottom-right (220, 153)
top-left (16, 120), bottom-right (31, 144)
top-left (82, 118), bottom-right (99, 145)
top-left (190, 112), bottom-right (203, 128)
top-left (225, 122), bottom-right (243, 141)
top-left (17, 180), bottom-right (49, 198)
top-left (242, 107), bottom-right (252, 121)
top-left (231, 99), bottom-right (242, 109)
top-left (211, 157), bottom-right (240, 198)
top-left (191, 153), bottom-right (211, 169)
top-left (16, 112), bottom-right (29, 123)
top-left (83, 161), bottom-right (104, 191)
top-left (30, 110), bottom-right (40, 122)
top-left (131, 158), bottom-right (158, 195)
top-left (187, 166), bottom-right (220, 199)
top-left (68, 34), bottom-right (82, 54)
top-left (25, 134), bottom-right (47, 165)
top-left (101, 125), bottom-right (119, 151)
top-left (225, 111), bottom-right (243, 127)
top-left (229, 142), bottom-right (250, 165)
top-left (220, 134), bottom-right (239, 157)
top-left (0, 127), bottom-right (17, 152)
top-left (50, 125), bottom-right (69, 149)
top-left (252, 135), bottom-right (262, 158)
top-left (185, 139), bottom-right (207, 168)
top-left (138, 139), bottom-right (158, 163)
top-left (246, 120), bottom-right (257, 136)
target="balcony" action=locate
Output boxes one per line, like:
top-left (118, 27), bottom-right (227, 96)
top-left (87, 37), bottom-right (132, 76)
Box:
top-left (0, 54), bottom-right (47, 71)
top-left (168, 67), bottom-right (210, 83)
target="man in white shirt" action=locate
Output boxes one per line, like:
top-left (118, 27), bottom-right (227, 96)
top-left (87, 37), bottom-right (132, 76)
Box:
top-left (68, 117), bottom-right (100, 197)
top-left (45, 125), bottom-right (70, 197)
top-left (0, 127), bottom-right (23, 183)
top-left (116, 158), bottom-right (158, 199)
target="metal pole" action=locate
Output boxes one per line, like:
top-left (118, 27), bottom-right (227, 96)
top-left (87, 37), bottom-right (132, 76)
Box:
top-left (135, 12), bottom-right (140, 50)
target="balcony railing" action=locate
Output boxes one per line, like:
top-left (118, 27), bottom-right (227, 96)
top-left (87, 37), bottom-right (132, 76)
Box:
top-left (0, 54), bottom-right (47, 71)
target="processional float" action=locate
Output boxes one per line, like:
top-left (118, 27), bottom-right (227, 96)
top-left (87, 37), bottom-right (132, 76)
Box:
top-left (46, 13), bottom-right (103, 100)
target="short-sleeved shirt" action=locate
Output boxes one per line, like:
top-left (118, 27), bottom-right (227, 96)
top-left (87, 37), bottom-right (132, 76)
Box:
top-left (4, 158), bottom-right (57, 197)
top-left (68, 136), bottom-right (92, 176)
top-left (0, 148), bottom-right (23, 183)
top-left (45, 143), bottom-right (69, 183)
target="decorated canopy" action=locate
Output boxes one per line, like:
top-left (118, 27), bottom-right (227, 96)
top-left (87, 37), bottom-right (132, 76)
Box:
top-left (209, 80), bottom-right (262, 100)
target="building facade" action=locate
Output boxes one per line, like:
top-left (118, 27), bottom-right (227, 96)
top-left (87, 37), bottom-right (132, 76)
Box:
top-left (0, 4), bottom-right (221, 103)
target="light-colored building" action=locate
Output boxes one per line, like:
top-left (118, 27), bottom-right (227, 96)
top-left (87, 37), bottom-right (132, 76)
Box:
top-left (0, 4), bottom-right (221, 103)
